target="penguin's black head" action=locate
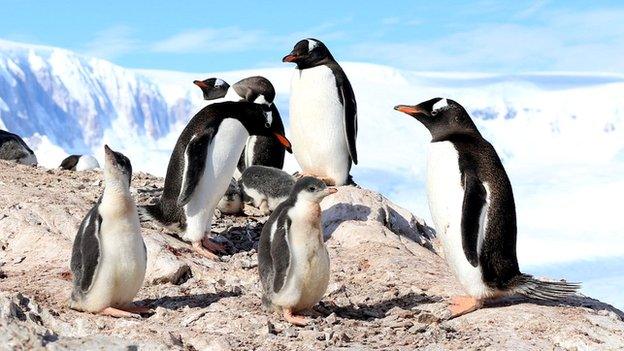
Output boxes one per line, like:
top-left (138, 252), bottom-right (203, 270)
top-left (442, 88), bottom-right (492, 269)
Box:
top-left (234, 102), bottom-right (292, 153)
top-left (282, 38), bottom-right (334, 69)
top-left (394, 98), bottom-right (480, 139)
top-left (193, 78), bottom-right (230, 100)
top-left (103, 145), bottom-right (132, 186)
top-left (291, 176), bottom-right (337, 203)
top-left (232, 76), bottom-right (276, 106)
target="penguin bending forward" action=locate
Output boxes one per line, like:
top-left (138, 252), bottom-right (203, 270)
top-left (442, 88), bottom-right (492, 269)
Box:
top-left (258, 177), bottom-right (336, 326)
top-left (140, 101), bottom-right (292, 259)
top-left (0, 129), bottom-right (37, 165)
top-left (60, 154), bottom-right (100, 171)
top-left (394, 98), bottom-right (579, 317)
top-left (283, 38), bottom-right (357, 186)
top-left (69, 145), bottom-right (148, 318)
top-left (193, 76), bottom-right (286, 178)
top-left (239, 165), bottom-right (295, 215)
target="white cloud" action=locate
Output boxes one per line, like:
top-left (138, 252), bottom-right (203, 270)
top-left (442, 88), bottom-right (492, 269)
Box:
top-left (84, 25), bottom-right (138, 60)
top-left (348, 8), bottom-right (624, 72)
top-left (150, 27), bottom-right (265, 53)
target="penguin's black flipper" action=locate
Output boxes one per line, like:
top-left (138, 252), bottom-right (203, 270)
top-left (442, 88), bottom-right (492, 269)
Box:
top-left (335, 70), bottom-right (358, 165)
top-left (70, 203), bottom-right (102, 297)
top-left (461, 171), bottom-right (487, 267)
top-left (271, 215), bottom-right (292, 294)
top-left (177, 129), bottom-right (215, 206)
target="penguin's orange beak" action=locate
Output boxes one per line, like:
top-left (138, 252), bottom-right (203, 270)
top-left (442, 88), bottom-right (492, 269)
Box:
top-left (282, 54), bottom-right (299, 63)
top-left (273, 132), bottom-right (292, 153)
top-left (394, 105), bottom-right (424, 115)
top-left (193, 80), bottom-right (209, 88)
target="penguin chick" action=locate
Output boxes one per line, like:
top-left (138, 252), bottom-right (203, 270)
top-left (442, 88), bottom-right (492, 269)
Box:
top-left (216, 178), bottom-right (243, 215)
top-left (69, 145), bottom-right (149, 318)
top-left (395, 98), bottom-right (579, 318)
top-left (240, 165), bottom-right (296, 215)
top-left (258, 177), bottom-right (336, 326)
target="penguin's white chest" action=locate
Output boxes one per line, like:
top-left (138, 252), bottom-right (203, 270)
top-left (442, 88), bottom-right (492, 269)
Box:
top-left (289, 66), bottom-right (349, 183)
top-left (85, 197), bottom-right (146, 310)
top-left (273, 202), bottom-right (330, 310)
top-left (427, 141), bottom-right (491, 298)
top-left (183, 119), bottom-right (248, 242)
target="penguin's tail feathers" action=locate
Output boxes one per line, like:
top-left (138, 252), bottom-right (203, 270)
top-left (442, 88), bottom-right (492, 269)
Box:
top-left (511, 274), bottom-right (580, 301)
top-left (138, 203), bottom-right (164, 224)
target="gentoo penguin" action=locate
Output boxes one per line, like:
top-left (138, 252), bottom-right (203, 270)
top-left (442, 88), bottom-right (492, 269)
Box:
top-left (69, 145), bottom-right (148, 318)
top-left (283, 38), bottom-right (357, 186)
top-left (240, 165), bottom-right (295, 215)
top-left (193, 76), bottom-right (286, 178)
top-left (258, 177), bottom-right (336, 326)
top-left (60, 154), bottom-right (100, 171)
top-left (140, 101), bottom-right (292, 259)
top-left (216, 178), bottom-right (243, 216)
top-left (394, 98), bottom-right (579, 317)
top-left (0, 130), bottom-right (37, 165)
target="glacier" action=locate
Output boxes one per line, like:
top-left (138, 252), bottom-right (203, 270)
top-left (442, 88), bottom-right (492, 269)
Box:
top-left (1, 39), bottom-right (623, 309)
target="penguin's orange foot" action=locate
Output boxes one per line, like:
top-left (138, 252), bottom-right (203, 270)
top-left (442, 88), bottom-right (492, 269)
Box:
top-left (202, 237), bottom-right (226, 253)
top-left (283, 308), bottom-right (309, 326)
top-left (319, 177), bottom-right (337, 186)
top-left (449, 295), bottom-right (482, 318)
top-left (192, 241), bottom-right (220, 260)
top-left (121, 303), bottom-right (152, 314)
top-left (98, 307), bottom-right (140, 318)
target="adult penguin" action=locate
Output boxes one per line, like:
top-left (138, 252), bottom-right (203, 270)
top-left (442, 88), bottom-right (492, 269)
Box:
top-left (394, 97), bottom-right (579, 317)
top-left (140, 101), bottom-right (291, 259)
top-left (193, 76), bottom-right (286, 178)
top-left (283, 38), bottom-right (357, 186)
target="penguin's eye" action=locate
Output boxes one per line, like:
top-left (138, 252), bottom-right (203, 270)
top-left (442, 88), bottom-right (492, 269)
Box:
top-left (431, 110), bottom-right (438, 116)
top-left (264, 122), bottom-right (271, 128)
top-left (308, 186), bottom-right (316, 192)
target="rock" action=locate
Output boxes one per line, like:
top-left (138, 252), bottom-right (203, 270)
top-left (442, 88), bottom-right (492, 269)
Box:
top-left (0, 162), bottom-right (623, 350)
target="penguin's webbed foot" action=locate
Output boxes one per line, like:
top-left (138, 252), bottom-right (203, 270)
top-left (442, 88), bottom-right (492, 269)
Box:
top-left (98, 307), bottom-right (141, 319)
top-left (283, 308), bottom-right (309, 326)
top-left (448, 295), bottom-right (483, 318)
top-left (192, 239), bottom-right (222, 260)
top-left (122, 303), bottom-right (153, 314)
top-left (319, 177), bottom-right (337, 186)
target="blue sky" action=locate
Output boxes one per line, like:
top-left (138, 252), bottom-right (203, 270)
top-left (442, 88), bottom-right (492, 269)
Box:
top-left (1, 0), bottom-right (623, 73)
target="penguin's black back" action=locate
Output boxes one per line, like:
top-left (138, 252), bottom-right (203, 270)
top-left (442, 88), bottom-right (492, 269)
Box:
top-left (237, 104), bottom-right (286, 172)
top-left (0, 130), bottom-right (34, 161)
top-left (60, 155), bottom-right (81, 170)
top-left (444, 132), bottom-right (520, 289)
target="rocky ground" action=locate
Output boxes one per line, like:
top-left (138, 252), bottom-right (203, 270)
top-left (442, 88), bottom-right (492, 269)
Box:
top-left (0, 160), bottom-right (623, 350)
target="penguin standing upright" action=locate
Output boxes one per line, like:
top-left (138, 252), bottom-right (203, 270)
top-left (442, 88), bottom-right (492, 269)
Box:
top-left (60, 154), bottom-right (100, 171)
top-left (0, 130), bottom-right (37, 165)
top-left (193, 76), bottom-right (286, 178)
top-left (140, 101), bottom-right (291, 259)
top-left (394, 98), bottom-right (579, 317)
top-left (69, 145), bottom-right (148, 318)
top-left (283, 38), bottom-right (357, 186)
top-left (258, 177), bottom-right (336, 326)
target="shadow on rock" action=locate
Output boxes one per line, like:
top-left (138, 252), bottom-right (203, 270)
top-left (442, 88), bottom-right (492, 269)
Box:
top-left (322, 203), bottom-right (371, 239)
top-left (138, 291), bottom-right (241, 310)
top-left (487, 295), bottom-right (624, 320)
top-left (319, 292), bottom-right (443, 321)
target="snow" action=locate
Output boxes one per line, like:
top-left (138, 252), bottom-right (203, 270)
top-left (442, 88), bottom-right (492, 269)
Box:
top-left (0, 39), bottom-right (623, 309)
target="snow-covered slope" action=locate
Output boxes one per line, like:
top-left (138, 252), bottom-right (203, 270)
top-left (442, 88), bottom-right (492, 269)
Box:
top-left (1, 39), bottom-right (623, 308)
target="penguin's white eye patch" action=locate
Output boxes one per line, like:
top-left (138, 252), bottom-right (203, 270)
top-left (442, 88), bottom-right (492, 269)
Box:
top-left (214, 78), bottom-right (226, 87)
top-left (254, 94), bottom-right (270, 106)
top-left (307, 39), bottom-right (319, 52)
top-left (432, 98), bottom-right (449, 115)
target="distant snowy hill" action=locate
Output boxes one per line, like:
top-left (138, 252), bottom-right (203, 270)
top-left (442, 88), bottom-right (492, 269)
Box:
top-left (1, 39), bottom-right (623, 308)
